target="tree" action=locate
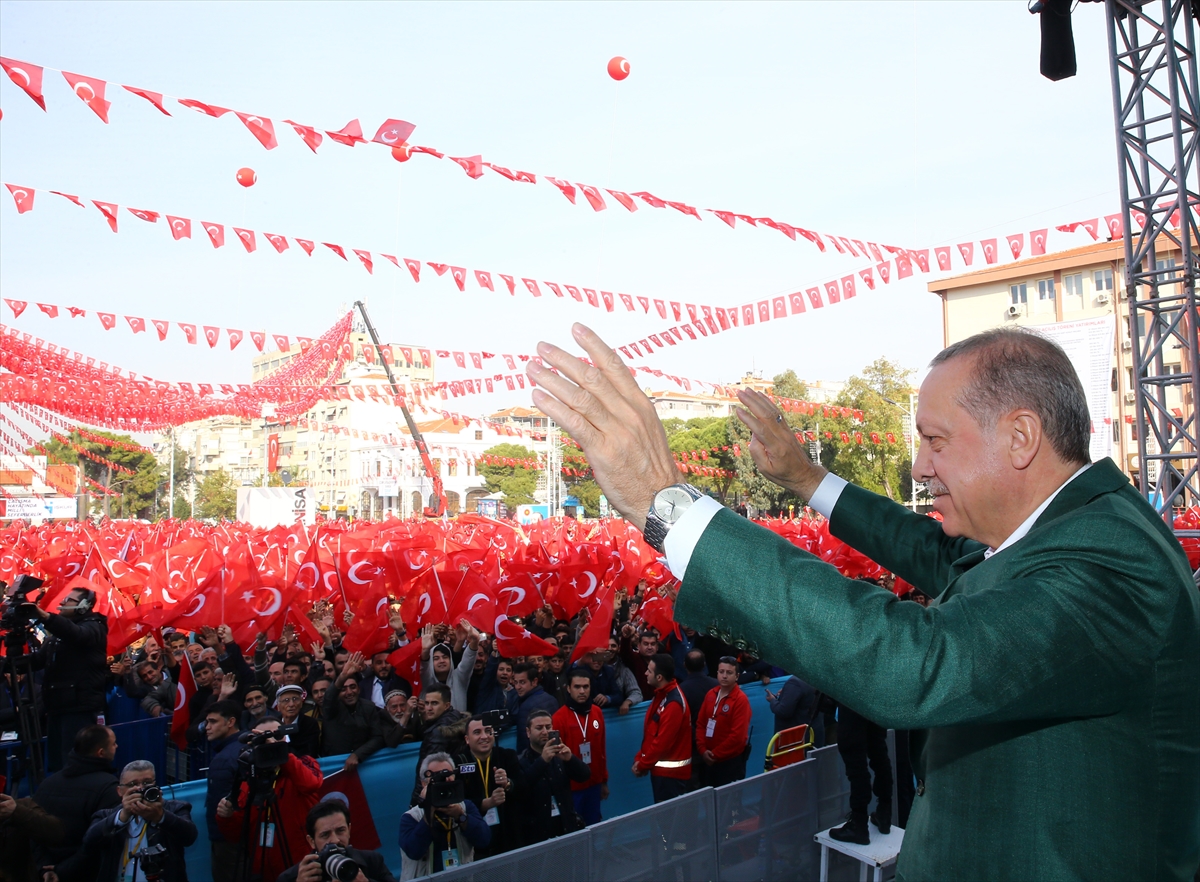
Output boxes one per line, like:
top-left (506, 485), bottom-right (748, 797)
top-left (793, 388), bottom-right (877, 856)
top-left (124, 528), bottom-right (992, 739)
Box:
top-left (477, 443), bottom-right (539, 508)
top-left (33, 430), bottom-right (162, 519)
top-left (820, 358), bottom-right (915, 503)
top-left (665, 417), bottom-right (741, 503)
top-left (196, 469), bottom-right (237, 520)
top-left (729, 370), bottom-right (819, 514)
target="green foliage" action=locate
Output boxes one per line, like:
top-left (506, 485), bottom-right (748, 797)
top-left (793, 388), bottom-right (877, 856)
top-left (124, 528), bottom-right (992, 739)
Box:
top-left (478, 443), bottom-right (539, 508)
top-left (729, 371), bottom-right (819, 513)
top-left (821, 358), bottom-right (915, 502)
top-left (33, 430), bottom-right (163, 519)
top-left (196, 469), bottom-right (237, 520)
top-left (666, 417), bottom-right (741, 503)
top-left (569, 479), bottom-right (604, 517)
top-left (170, 494), bottom-right (192, 520)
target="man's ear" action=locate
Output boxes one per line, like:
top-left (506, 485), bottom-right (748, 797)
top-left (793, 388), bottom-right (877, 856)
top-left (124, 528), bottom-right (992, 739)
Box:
top-left (1007, 409), bottom-right (1042, 470)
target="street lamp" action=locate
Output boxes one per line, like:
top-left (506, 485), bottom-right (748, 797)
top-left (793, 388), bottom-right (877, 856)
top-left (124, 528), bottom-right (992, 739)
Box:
top-left (882, 394), bottom-right (919, 511)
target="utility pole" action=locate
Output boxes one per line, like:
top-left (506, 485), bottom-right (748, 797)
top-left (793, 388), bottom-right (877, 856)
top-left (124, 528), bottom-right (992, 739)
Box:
top-left (168, 425), bottom-right (175, 518)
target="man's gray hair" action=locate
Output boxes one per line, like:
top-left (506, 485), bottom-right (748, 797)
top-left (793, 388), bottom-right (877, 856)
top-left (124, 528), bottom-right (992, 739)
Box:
top-left (419, 752), bottom-right (455, 779)
top-left (931, 327), bottom-right (1091, 465)
top-left (120, 759), bottom-right (155, 780)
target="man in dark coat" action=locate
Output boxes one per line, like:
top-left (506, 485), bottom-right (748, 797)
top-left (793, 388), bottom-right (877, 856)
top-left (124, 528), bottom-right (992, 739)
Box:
top-left (511, 663), bottom-right (558, 754)
top-left (0, 792), bottom-right (63, 882)
top-left (276, 799), bottom-right (396, 882)
top-left (25, 587), bottom-right (108, 772)
top-left (321, 653), bottom-right (385, 771)
top-left (455, 714), bottom-right (523, 858)
top-left (80, 760), bottom-right (198, 882)
top-left (32, 725), bottom-right (121, 882)
top-left (201, 700), bottom-right (243, 882)
top-left (517, 710), bottom-right (589, 844)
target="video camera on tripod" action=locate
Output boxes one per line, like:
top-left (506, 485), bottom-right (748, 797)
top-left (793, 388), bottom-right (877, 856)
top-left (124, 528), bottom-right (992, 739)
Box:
top-left (232, 727), bottom-right (292, 787)
top-left (0, 574), bottom-right (45, 649)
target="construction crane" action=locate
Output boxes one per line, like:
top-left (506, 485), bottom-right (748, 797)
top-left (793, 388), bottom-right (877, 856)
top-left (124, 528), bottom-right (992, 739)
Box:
top-left (353, 300), bottom-right (447, 517)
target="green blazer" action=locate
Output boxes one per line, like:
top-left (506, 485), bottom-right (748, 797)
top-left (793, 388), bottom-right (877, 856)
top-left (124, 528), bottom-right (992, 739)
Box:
top-left (674, 459), bottom-right (1199, 881)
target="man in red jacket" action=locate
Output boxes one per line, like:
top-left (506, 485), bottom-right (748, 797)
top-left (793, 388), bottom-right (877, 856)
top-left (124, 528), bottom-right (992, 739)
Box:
top-left (215, 718), bottom-right (323, 882)
top-left (552, 669), bottom-right (609, 824)
top-left (632, 654), bottom-right (691, 803)
top-left (695, 655), bottom-right (752, 787)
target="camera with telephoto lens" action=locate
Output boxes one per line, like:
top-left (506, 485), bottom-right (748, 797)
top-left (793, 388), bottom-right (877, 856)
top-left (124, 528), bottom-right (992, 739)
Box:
top-left (317, 843), bottom-right (362, 882)
top-left (480, 708), bottom-right (509, 730)
top-left (425, 768), bottom-right (464, 808)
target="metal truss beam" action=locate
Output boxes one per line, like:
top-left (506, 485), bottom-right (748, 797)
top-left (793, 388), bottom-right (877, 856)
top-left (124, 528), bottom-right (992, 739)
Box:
top-left (1106, 0), bottom-right (1200, 535)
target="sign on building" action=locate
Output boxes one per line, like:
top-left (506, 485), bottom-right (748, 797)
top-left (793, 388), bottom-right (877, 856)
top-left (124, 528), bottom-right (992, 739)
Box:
top-left (1034, 315), bottom-right (1116, 464)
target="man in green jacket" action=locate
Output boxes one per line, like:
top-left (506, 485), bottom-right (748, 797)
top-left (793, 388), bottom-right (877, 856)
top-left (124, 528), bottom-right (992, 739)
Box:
top-left (525, 323), bottom-right (1199, 881)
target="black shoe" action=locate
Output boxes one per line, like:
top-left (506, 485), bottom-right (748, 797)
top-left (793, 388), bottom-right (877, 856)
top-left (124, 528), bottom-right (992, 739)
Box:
top-left (829, 812), bottom-right (870, 845)
top-left (870, 805), bottom-right (892, 834)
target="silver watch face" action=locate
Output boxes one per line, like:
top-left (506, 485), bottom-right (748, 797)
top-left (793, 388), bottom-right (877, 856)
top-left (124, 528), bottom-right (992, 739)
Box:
top-left (653, 486), bottom-right (695, 524)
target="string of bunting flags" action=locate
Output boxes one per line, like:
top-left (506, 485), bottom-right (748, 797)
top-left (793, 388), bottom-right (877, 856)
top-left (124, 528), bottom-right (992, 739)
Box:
top-left (1, 55), bottom-right (907, 256)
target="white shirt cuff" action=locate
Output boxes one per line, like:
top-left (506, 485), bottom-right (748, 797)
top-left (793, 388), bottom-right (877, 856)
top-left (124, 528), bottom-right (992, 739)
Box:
top-left (807, 473), bottom-right (848, 518)
top-left (662, 495), bottom-right (724, 581)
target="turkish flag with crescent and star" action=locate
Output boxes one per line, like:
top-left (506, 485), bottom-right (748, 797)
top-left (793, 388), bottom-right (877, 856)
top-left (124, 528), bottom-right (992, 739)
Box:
top-left (170, 656), bottom-right (195, 749)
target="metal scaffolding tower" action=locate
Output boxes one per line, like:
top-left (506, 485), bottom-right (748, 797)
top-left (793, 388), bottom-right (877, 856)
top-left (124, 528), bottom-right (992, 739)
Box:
top-left (1105, 0), bottom-right (1200, 534)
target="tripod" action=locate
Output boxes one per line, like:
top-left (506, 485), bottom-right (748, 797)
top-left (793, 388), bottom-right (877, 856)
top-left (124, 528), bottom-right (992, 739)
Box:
top-left (0, 630), bottom-right (46, 795)
top-left (234, 771), bottom-right (293, 882)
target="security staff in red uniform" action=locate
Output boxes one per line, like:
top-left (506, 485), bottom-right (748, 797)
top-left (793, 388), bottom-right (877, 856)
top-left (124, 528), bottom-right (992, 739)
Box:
top-left (632, 654), bottom-right (691, 803)
top-left (695, 655), bottom-right (753, 787)
top-left (552, 669), bottom-right (609, 825)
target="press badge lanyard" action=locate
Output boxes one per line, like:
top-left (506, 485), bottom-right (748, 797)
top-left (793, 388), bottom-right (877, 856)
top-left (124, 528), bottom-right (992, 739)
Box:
top-left (478, 754), bottom-right (492, 798)
top-left (121, 819), bottom-right (149, 881)
top-left (707, 690), bottom-right (731, 738)
top-left (571, 710), bottom-right (593, 764)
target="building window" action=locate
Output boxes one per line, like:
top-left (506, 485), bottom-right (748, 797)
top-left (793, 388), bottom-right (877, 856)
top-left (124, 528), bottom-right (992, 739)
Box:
top-left (448, 459), bottom-right (458, 477)
top-left (1094, 268), bottom-right (1113, 292)
top-left (432, 458), bottom-right (442, 475)
top-left (1010, 283), bottom-right (1028, 305)
top-left (1037, 278), bottom-right (1056, 301)
top-left (1064, 273), bottom-right (1084, 310)
top-left (475, 430), bottom-right (483, 441)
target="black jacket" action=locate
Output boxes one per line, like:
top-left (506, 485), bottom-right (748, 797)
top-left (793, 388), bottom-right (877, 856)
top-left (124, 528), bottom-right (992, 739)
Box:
top-left (320, 693), bottom-right (385, 760)
top-left (275, 846), bottom-right (397, 882)
top-left (205, 732), bottom-right (243, 842)
top-left (32, 752), bottom-right (120, 881)
top-left (81, 799), bottom-right (198, 882)
top-left (680, 671), bottom-right (718, 732)
top-left (281, 713), bottom-right (322, 758)
top-left (455, 745), bottom-right (524, 858)
top-left (517, 746), bottom-right (590, 844)
top-left (30, 611), bottom-right (108, 714)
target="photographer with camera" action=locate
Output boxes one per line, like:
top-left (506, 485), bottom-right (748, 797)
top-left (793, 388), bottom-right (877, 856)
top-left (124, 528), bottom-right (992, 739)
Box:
top-left (454, 714), bottom-right (521, 858)
top-left (518, 710), bottom-right (589, 845)
top-left (80, 760), bottom-right (197, 881)
top-left (398, 753), bottom-right (490, 879)
top-left (22, 584), bottom-right (108, 773)
top-left (276, 800), bottom-right (395, 882)
top-left (215, 718), bottom-right (324, 882)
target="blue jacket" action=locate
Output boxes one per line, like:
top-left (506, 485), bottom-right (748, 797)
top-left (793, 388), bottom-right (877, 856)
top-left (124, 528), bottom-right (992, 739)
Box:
top-left (399, 798), bottom-right (490, 873)
top-left (515, 687), bottom-right (559, 753)
top-left (205, 732), bottom-right (243, 841)
top-left (768, 676), bottom-right (824, 744)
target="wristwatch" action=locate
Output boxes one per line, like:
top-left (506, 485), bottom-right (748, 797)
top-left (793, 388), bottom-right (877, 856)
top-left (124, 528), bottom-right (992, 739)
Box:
top-left (642, 483), bottom-right (705, 553)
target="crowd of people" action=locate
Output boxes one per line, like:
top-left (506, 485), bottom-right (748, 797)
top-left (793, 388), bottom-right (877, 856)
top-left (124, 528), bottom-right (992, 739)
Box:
top-left (0, 572), bottom-right (912, 882)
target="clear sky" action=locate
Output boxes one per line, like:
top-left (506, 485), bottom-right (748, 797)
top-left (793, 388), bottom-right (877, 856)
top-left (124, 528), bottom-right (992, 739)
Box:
top-left (1, 1), bottom-right (1121, 422)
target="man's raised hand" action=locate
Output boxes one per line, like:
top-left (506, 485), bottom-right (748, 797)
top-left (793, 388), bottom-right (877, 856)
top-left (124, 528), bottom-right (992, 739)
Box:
top-left (528, 324), bottom-right (681, 532)
top-left (734, 388), bottom-right (827, 502)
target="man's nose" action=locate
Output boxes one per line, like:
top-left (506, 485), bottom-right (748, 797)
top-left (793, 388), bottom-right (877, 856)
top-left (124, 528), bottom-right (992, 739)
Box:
top-left (911, 438), bottom-right (934, 485)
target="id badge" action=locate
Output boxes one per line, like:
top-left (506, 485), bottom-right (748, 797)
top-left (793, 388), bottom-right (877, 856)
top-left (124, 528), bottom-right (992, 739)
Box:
top-left (484, 806), bottom-right (500, 826)
top-left (706, 719), bottom-right (716, 738)
top-left (580, 742), bottom-right (592, 764)
top-left (550, 796), bottom-right (561, 817)
top-left (442, 848), bottom-right (461, 868)
top-left (259, 822), bottom-right (275, 848)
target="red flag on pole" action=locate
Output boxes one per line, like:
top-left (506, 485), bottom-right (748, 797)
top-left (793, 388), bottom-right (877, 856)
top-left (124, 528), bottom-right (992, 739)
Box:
top-left (170, 656), bottom-right (196, 750)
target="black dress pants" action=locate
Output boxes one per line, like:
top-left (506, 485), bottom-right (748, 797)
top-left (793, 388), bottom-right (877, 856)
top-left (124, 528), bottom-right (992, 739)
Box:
top-left (835, 706), bottom-right (893, 816)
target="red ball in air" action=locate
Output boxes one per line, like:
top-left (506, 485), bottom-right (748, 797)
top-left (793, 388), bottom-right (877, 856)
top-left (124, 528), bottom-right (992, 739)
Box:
top-left (236, 167), bottom-right (257, 187)
top-left (391, 143), bottom-right (413, 162)
top-left (607, 56), bottom-right (630, 81)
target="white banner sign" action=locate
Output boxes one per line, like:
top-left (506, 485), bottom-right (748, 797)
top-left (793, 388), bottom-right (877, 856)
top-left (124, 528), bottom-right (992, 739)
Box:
top-left (0, 496), bottom-right (76, 519)
top-left (1035, 315), bottom-right (1116, 464)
